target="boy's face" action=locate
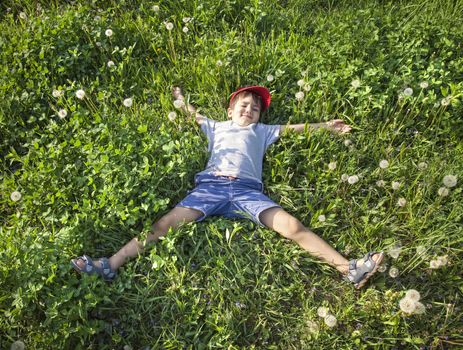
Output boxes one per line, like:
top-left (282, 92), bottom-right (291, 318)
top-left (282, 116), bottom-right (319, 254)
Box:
top-left (227, 94), bottom-right (261, 126)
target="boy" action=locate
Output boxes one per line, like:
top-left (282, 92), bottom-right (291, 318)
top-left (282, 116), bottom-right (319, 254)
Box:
top-left (72, 86), bottom-right (383, 289)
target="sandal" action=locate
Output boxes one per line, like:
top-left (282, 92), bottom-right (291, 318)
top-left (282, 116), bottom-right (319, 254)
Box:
top-left (347, 251), bottom-right (384, 289)
top-left (71, 255), bottom-right (117, 281)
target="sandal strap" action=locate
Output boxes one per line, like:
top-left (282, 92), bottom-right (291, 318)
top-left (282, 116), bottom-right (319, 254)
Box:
top-left (347, 252), bottom-right (378, 284)
top-left (99, 257), bottom-right (116, 280)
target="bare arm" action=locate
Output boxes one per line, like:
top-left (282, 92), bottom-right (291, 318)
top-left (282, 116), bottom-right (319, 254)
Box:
top-left (172, 87), bottom-right (205, 126)
top-left (280, 119), bottom-right (352, 134)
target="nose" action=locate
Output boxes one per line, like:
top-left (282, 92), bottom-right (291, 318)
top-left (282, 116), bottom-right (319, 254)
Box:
top-left (245, 105), bottom-right (252, 114)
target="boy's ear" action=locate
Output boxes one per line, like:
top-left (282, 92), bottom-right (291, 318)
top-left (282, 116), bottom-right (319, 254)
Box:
top-left (227, 107), bottom-right (232, 118)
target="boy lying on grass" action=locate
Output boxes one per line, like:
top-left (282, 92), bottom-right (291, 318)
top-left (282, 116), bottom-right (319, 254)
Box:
top-left (72, 85), bottom-right (384, 289)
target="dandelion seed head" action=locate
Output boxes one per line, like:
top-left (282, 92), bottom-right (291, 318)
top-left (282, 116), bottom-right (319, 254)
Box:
top-left (303, 83), bottom-right (311, 91)
top-left (266, 74), bottom-right (274, 82)
top-left (416, 246), bottom-right (426, 256)
top-left (58, 109), bottom-right (67, 119)
top-left (389, 266), bottom-right (399, 278)
top-left (436, 255), bottom-right (448, 266)
top-left (10, 340), bottom-right (25, 350)
top-left (276, 69), bottom-right (285, 77)
top-left (399, 297), bottom-right (416, 314)
top-left (123, 98), bottom-right (133, 107)
top-left (182, 17), bottom-right (191, 23)
top-left (378, 264), bottom-right (387, 273)
top-left (341, 174), bottom-right (349, 182)
top-left (216, 60), bottom-right (223, 67)
top-left (318, 215), bottom-right (326, 222)
top-left (347, 175), bottom-right (359, 184)
top-left (442, 175), bottom-right (457, 188)
top-left (403, 87), bottom-right (413, 96)
top-left (388, 246), bottom-right (402, 259)
top-left (397, 198), bottom-right (407, 207)
top-left (429, 259), bottom-right (440, 269)
top-left (379, 160), bottom-right (389, 169)
top-left (165, 22), bottom-right (174, 30)
top-left (105, 29), bottom-right (113, 37)
top-left (94, 15), bottom-right (101, 21)
top-left (441, 97), bottom-right (451, 106)
top-left (376, 180), bottom-right (385, 187)
top-left (168, 111), bottom-right (177, 121)
top-left (152, 5), bottom-right (160, 12)
top-left (417, 162), bottom-right (428, 170)
top-left (344, 139), bottom-right (352, 147)
top-left (52, 89), bottom-right (62, 98)
top-left (413, 301), bottom-right (426, 315)
top-left (420, 82), bottom-right (429, 89)
top-left (107, 60), bottom-right (115, 67)
top-left (297, 79), bottom-right (305, 87)
top-left (76, 89), bottom-right (85, 99)
top-left (438, 187), bottom-right (449, 197)
top-left (351, 79), bottom-right (361, 88)
top-left (10, 191), bottom-right (22, 202)
top-left (327, 161), bottom-right (337, 171)
top-left (123, 345), bottom-right (133, 350)
top-left (306, 320), bottom-right (319, 333)
top-left (173, 99), bottom-right (185, 109)
top-left (324, 314), bottom-right (337, 328)
top-left (295, 91), bottom-right (305, 101)
top-left (317, 306), bottom-right (329, 318)
top-left (19, 12), bottom-right (27, 20)
top-left (391, 181), bottom-right (401, 190)
top-left (405, 289), bottom-right (421, 302)
top-left (182, 26), bottom-right (189, 33)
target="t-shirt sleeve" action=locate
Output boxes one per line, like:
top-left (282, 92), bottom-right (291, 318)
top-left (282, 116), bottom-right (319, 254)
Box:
top-left (261, 123), bottom-right (281, 149)
top-left (200, 117), bottom-right (216, 152)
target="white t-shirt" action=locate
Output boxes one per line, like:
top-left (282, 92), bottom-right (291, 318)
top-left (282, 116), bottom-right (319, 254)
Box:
top-left (197, 117), bottom-right (281, 183)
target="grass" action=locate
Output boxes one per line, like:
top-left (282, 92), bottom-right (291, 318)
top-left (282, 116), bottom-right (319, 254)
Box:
top-left (1, 0), bottom-right (463, 349)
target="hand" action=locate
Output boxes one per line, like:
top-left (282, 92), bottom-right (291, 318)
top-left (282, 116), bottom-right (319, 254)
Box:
top-left (326, 119), bottom-right (352, 134)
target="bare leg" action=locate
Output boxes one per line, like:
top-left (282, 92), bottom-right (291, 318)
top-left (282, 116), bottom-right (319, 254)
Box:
top-left (74, 207), bottom-right (202, 271)
top-left (259, 207), bottom-right (381, 275)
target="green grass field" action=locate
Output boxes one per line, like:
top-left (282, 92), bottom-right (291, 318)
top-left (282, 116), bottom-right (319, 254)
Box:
top-left (1, 0), bottom-right (462, 349)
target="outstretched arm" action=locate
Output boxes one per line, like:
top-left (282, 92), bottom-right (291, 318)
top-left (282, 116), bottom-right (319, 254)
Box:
top-left (280, 119), bottom-right (351, 134)
top-left (172, 86), bottom-right (205, 126)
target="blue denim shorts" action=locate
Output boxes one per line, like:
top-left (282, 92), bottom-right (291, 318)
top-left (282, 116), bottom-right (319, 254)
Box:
top-left (176, 174), bottom-right (281, 225)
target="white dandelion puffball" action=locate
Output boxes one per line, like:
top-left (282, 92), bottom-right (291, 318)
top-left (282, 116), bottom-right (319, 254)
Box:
top-left (351, 79), bottom-right (361, 88)
top-left (94, 15), bottom-right (101, 21)
top-left (318, 215), bottom-right (326, 222)
top-left (182, 17), bottom-right (191, 23)
top-left (152, 5), bottom-right (160, 12)
top-left (19, 12), bottom-right (27, 20)
top-left (295, 91), bottom-right (305, 101)
top-left (341, 174), bottom-right (349, 182)
top-left (376, 180), bottom-right (385, 187)
top-left (168, 111), bottom-right (177, 121)
top-left (306, 320), bottom-right (319, 333)
top-left (303, 83), bottom-right (311, 91)
top-left (165, 22), bottom-right (174, 30)
top-left (173, 99), bottom-right (185, 109)
top-left (438, 187), bottom-right (449, 197)
top-left (405, 289), bottom-right (421, 302)
top-left (429, 259), bottom-right (440, 269)
top-left (266, 74), bottom-right (274, 82)
top-left (389, 266), bottom-right (399, 278)
top-left (105, 29), bottom-right (113, 37)
top-left (417, 162), bottom-right (428, 170)
top-left (216, 60), bottom-right (223, 67)
top-left (348, 175), bottom-right (359, 184)
top-left (52, 89), bottom-right (62, 98)
top-left (413, 302), bottom-right (426, 315)
top-left (443, 175), bottom-right (457, 188)
top-left (95, 41), bottom-right (102, 47)
top-left (10, 340), bottom-right (25, 350)
top-left (328, 161), bottom-right (337, 171)
top-left (344, 139), bottom-right (352, 147)
top-left (324, 314), bottom-right (337, 328)
top-left (297, 79), bottom-right (305, 87)
top-left (123, 98), bottom-right (133, 107)
top-left (441, 97), bottom-right (451, 106)
top-left (182, 26), bottom-right (189, 33)
top-left (399, 297), bottom-right (416, 314)
top-left (391, 181), bottom-right (400, 190)
top-left (123, 346), bottom-right (133, 350)
top-left (379, 160), bottom-right (389, 169)
top-left (378, 264), bottom-right (387, 273)
top-left (76, 89), bottom-right (85, 99)
top-left (388, 246), bottom-right (401, 259)
top-left (416, 245), bottom-right (426, 256)
top-left (397, 198), bottom-right (407, 207)
top-left (420, 82), bottom-right (429, 89)
top-left (58, 109), bottom-right (67, 119)
top-left (10, 191), bottom-right (22, 202)
top-left (436, 255), bottom-right (448, 266)
top-left (107, 60), bottom-right (115, 67)
top-left (403, 87), bottom-right (413, 96)
top-left (317, 306), bottom-right (329, 318)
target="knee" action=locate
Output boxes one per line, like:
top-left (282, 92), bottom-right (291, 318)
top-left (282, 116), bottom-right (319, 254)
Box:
top-left (151, 215), bottom-right (175, 238)
top-left (279, 217), bottom-right (305, 240)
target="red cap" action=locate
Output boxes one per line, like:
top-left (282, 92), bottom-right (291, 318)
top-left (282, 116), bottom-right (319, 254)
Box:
top-left (229, 86), bottom-right (271, 112)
